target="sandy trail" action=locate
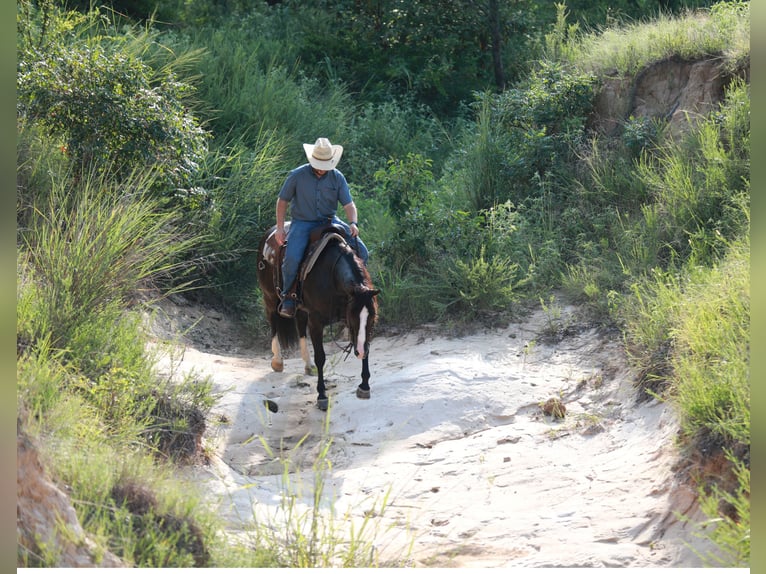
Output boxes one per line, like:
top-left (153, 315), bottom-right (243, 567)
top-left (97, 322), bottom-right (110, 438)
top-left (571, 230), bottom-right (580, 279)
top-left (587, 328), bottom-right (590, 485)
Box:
top-left (150, 300), bottom-right (716, 567)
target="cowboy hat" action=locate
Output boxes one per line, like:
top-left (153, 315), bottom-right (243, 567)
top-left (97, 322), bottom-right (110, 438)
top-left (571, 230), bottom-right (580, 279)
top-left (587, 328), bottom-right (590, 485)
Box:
top-left (303, 137), bottom-right (343, 170)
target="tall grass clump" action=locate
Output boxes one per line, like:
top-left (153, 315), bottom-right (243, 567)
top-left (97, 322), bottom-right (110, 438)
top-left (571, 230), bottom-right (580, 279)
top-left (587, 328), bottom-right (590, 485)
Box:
top-left (180, 130), bottom-right (288, 312)
top-left (18, 167), bottom-right (197, 378)
top-left (160, 19), bottom-right (353, 155)
top-left (632, 78), bottom-right (749, 268)
top-left (17, 368), bottom-right (220, 568)
top-left (672, 235), bottom-right (749, 454)
top-left (621, 233), bottom-right (749, 566)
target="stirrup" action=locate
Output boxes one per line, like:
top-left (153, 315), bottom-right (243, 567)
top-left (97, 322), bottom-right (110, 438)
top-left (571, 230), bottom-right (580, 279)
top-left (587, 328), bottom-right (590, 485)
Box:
top-left (278, 298), bottom-right (296, 318)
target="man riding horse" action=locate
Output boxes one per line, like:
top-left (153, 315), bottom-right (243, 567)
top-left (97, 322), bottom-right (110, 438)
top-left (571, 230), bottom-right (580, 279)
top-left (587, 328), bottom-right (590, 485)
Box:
top-left (273, 137), bottom-right (369, 318)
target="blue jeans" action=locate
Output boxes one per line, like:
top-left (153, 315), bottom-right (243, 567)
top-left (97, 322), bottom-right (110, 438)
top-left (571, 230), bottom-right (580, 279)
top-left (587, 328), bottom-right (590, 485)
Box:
top-left (281, 217), bottom-right (369, 294)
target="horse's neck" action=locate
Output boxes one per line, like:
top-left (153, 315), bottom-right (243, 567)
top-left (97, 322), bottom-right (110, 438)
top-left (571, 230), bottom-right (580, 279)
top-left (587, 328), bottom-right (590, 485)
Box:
top-left (333, 253), bottom-right (363, 294)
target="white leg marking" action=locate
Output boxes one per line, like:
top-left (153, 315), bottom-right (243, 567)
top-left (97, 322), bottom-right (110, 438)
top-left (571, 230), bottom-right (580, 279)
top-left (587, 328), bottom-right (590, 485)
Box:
top-left (271, 336), bottom-right (284, 372)
top-left (300, 337), bottom-right (315, 371)
top-left (356, 307), bottom-right (369, 359)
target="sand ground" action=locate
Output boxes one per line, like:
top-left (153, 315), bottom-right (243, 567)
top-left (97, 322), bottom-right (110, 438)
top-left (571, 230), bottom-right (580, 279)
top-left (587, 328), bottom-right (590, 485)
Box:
top-left (149, 298), bottom-right (719, 568)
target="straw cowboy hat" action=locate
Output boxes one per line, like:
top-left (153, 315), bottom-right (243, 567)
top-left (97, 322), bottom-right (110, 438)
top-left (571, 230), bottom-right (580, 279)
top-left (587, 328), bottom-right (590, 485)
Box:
top-left (303, 137), bottom-right (343, 170)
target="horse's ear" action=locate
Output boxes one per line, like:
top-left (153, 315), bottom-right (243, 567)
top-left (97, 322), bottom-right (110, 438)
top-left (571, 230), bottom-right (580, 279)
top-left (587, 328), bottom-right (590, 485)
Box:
top-left (370, 289), bottom-right (381, 296)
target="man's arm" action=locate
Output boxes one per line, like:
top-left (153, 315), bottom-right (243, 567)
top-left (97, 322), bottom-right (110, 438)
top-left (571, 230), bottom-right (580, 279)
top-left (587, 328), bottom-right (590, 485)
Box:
top-left (275, 198), bottom-right (289, 245)
top-left (343, 201), bottom-right (359, 237)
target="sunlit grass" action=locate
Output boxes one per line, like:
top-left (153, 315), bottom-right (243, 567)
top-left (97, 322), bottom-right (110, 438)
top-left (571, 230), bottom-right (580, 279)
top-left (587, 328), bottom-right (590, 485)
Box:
top-left (562, 2), bottom-right (749, 76)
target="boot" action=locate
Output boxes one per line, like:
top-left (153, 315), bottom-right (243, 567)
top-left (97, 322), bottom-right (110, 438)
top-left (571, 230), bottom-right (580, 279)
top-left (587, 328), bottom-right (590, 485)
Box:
top-left (278, 281), bottom-right (299, 318)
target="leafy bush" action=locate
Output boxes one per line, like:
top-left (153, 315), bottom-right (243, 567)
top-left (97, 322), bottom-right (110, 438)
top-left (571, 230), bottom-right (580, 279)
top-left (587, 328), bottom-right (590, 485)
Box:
top-left (17, 4), bottom-right (208, 198)
top-left (429, 246), bottom-right (524, 320)
top-left (346, 99), bottom-right (451, 188)
top-left (374, 153), bottom-right (435, 220)
top-left (449, 62), bottom-right (596, 213)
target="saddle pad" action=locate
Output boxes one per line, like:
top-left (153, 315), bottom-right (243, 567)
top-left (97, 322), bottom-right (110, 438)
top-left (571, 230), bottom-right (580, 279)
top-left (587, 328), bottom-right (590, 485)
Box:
top-left (300, 233), bottom-right (347, 281)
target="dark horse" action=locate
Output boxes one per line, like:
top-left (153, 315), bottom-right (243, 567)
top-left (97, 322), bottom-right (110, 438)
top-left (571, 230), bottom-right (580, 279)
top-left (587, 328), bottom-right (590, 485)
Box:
top-left (256, 224), bottom-right (379, 410)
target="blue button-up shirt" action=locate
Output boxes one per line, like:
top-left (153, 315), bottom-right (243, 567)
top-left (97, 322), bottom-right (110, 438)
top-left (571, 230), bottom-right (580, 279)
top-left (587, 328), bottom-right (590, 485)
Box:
top-left (278, 163), bottom-right (353, 222)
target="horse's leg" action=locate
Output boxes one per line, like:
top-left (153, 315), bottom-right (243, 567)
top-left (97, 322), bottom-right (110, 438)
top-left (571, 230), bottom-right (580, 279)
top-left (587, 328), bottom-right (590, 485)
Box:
top-left (297, 312), bottom-right (317, 375)
top-left (269, 315), bottom-right (283, 372)
top-left (356, 355), bottom-right (371, 399)
top-left (308, 319), bottom-right (328, 411)
top-left (270, 336), bottom-right (283, 372)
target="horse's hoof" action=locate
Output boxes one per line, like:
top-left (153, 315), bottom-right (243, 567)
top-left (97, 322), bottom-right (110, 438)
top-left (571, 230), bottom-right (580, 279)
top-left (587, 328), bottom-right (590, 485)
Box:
top-left (356, 387), bottom-right (371, 399)
top-left (317, 398), bottom-right (329, 411)
top-left (305, 364), bottom-right (317, 376)
top-left (263, 399), bottom-right (279, 413)
top-left (271, 359), bottom-right (284, 372)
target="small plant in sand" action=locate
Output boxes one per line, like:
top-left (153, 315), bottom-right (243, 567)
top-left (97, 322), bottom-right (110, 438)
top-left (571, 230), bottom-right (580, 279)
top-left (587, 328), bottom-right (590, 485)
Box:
top-left (521, 340), bottom-right (537, 367)
top-left (248, 407), bottom-right (409, 567)
top-left (539, 294), bottom-right (563, 337)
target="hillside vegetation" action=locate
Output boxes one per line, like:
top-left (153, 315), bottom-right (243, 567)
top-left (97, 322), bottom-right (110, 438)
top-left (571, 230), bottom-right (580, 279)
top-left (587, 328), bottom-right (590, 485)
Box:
top-left (16, 0), bottom-right (749, 567)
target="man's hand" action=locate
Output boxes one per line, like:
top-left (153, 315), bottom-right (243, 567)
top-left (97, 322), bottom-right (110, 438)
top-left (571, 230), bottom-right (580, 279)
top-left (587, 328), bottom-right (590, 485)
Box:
top-left (349, 222), bottom-right (359, 238)
top-left (275, 227), bottom-right (286, 245)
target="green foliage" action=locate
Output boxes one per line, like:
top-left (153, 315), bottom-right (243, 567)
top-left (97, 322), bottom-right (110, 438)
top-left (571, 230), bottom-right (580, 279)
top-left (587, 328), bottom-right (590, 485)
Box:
top-left (275, 0), bottom-right (545, 115)
top-left (619, 233), bottom-right (749, 567)
top-left (346, 99), bottom-right (452, 187)
top-left (633, 79), bottom-right (749, 266)
top-left (429, 246), bottom-right (523, 320)
top-left (17, 3), bottom-right (209, 197)
top-left (620, 231), bottom-right (749, 443)
top-left (182, 131), bottom-right (287, 311)
top-left (544, 3), bottom-right (581, 62)
top-left (17, 321), bottom-right (229, 565)
top-left (621, 115), bottom-right (665, 157)
top-left (557, 75), bottom-right (749, 313)
top-left (672, 238), bottom-right (749, 451)
top-left (452, 93), bottom-right (509, 213)
top-left (160, 19), bottom-right (351, 156)
top-left (15, 0), bottom-right (751, 565)
top-left (456, 62), bottom-right (596, 210)
top-left (374, 153), bottom-right (434, 220)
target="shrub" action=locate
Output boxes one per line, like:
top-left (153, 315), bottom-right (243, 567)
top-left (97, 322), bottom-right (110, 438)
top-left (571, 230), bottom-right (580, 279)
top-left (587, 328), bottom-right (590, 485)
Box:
top-left (429, 246), bottom-right (524, 320)
top-left (17, 3), bottom-right (209, 198)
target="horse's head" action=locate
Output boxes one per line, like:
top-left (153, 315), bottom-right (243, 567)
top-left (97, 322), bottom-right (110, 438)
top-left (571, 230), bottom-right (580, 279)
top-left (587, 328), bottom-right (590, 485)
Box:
top-left (347, 287), bottom-right (380, 360)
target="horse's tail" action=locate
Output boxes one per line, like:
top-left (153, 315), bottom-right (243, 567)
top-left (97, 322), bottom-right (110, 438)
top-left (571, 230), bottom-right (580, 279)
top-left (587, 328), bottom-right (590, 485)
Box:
top-left (273, 311), bottom-right (300, 351)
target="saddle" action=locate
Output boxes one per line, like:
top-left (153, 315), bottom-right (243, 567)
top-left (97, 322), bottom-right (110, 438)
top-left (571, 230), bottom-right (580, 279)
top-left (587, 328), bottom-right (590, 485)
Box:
top-left (262, 222), bottom-right (350, 293)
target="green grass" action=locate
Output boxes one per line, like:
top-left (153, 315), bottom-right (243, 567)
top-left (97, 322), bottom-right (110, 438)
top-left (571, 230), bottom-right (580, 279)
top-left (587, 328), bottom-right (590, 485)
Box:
top-left (561, 1), bottom-right (750, 76)
top-left (672, 235), bottom-right (749, 450)
top-left (620, 234), bottom-right (749, 568)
